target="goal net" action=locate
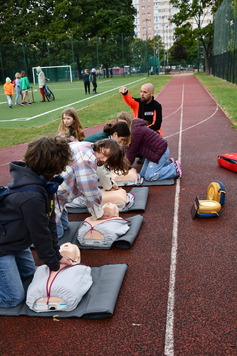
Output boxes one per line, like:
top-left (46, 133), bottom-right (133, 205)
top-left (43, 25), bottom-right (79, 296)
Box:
top-left (32, 65), bottom-right (72, 84)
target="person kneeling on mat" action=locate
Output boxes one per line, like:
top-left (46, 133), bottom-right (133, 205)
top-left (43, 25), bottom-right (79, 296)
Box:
top-left (0, 136), bottom-right (73, 308)
top-left (55, 139), bottom-right (130, 239)
top-left (126, 118), bottom-right (182, 181)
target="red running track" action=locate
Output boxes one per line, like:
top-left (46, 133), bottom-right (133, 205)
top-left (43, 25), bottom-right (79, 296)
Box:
top-left (0, 74), bottom-right (236, 356)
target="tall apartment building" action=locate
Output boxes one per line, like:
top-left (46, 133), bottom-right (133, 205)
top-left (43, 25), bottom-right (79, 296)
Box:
top-left (132, 0), bottom-right (213, 50)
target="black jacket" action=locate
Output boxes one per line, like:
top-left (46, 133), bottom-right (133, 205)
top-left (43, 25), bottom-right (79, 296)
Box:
top-left (0, 161), bottom-right (62, 270)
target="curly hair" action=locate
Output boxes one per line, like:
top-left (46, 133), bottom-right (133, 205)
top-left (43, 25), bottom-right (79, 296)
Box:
top-left (24, 136), bottom-right (73, 180)
top-left (58, 108), bottom-right (85, 141)
top-left (92, 138), bottom-right (130, 175)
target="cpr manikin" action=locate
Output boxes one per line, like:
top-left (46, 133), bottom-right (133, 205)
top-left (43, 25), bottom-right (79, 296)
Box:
top-left (66, 187), bottom-right (134, 211)
top-left (111, 168), bottom-right (143, 186)
top-left (26, 243), bottom-right (93, 312)
top-left (77, 203), bottom-right (130, 247)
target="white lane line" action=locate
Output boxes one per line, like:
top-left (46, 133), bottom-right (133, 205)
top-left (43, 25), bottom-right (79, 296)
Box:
top-left (164, 81), bottom-right (184, 356)
top-left (164, 105), bottom-right (219, 140)
top-left (0, 78), bottom-right (146, 123)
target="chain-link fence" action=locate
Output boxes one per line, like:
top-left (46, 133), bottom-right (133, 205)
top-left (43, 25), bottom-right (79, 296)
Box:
top-left (0, 35), bottom-right (161, 84)
top-left (211, 0), bottom-right (237, 84)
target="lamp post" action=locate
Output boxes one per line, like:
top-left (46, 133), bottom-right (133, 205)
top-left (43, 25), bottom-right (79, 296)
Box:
top-left (146, 18), bottom-right (149, 76)
top-left (162, 16), bottom-right (165, 73)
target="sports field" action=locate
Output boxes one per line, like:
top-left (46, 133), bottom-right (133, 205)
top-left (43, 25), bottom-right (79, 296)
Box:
top-left (0, 75), bottom-right (172, 148)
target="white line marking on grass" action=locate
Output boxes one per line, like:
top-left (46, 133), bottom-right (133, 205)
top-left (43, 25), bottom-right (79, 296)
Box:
top-left (0, 78), bottom-right (146, 123)
top-left (164, 81), bottom-right (184, 356)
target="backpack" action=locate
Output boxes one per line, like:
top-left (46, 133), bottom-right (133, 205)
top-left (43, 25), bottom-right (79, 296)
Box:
top-left (218, 153), bottom-right (237, 172)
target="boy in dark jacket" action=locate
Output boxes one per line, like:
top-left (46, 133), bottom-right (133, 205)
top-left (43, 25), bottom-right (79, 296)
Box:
top-left (0, 136), bottom-right (73, 308)
top-left (126, 119), bottom-right (182, 181)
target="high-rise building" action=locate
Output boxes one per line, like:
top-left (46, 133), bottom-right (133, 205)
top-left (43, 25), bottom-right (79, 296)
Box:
top-left (132, 0), bottom-right (213, 50)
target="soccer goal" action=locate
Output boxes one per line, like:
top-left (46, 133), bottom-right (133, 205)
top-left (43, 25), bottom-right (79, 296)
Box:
top-left (32, 65), bottom-right (72, 84)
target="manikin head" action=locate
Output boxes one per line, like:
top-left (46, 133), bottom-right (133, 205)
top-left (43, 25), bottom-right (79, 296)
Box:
top-left (102, 202), bottom-right (119, 217)
top-left (140, 83), bottom-right (154, 104)
top-left (59, 243), bottom-right (81, 263)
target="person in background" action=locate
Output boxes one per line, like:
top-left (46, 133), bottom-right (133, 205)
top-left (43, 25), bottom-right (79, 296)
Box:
top-left (83, 69), bottom-right (90, 94)
top-left (13, 72), bottom-right (22, 105)
top-left (91, 68), bottom-right (97, 94)
top-left (119, 83), bottom-right (162, 135)
top-left (20, 71), bottom-right (32, 106)
top-left (3, 77), bottom-right (14, 108)
top-left (58, 107), bottom-right (85, 142)
top-left (36, 66), bottom-right (47, 102)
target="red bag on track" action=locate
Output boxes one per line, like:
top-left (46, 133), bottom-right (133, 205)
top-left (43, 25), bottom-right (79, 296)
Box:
top-left (218, 153), bottom-right (237, 172)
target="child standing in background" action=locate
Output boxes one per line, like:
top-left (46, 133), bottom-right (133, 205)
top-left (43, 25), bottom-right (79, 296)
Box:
top-left (3, 77), bottom-right (14, 108)
top-left (83, 69), bottom-right (90, 94)
top-left (13, 72), bottom-right (22, 105)
top-left (58, 108), bottom-right (85, 142)
top-left (20, 71), bottom-right (32, 105)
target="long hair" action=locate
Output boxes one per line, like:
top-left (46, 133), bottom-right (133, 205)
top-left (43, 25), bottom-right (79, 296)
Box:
top-left (24, 136), bottom-right (73, 180)
top-left (116, 112), bottom-right (133, 129)
top-left (58, 108), bottom-right (85, 141)
top-left (92, 139), bottom-right (130, 175)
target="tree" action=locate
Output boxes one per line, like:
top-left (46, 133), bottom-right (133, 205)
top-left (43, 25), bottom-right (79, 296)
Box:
top-left (170, 0), bottom-right (224, 73)
top-left (0, 0), bottom-right (136, 81)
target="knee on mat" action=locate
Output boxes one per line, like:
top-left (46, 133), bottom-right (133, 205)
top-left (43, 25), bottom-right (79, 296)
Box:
top-left (0, 290), bottom-right (25, 308)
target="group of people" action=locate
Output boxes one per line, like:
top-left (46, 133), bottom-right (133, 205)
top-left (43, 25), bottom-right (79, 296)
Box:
top-left (3, 66), bottom-right (47, 108)
top-left (0, 82), bottom-right (182, 309)
top-left (3, 71), bottom-right (32, 108)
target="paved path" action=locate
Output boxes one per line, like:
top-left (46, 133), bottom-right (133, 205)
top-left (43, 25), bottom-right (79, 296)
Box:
top-left (0, 74), bottom-right (236, 356)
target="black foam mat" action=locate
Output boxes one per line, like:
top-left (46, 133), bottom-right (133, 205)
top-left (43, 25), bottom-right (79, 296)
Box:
top-left (59, 215), bottom-right (144, 249)
top-left (66, 187), bottom-right (149, 214)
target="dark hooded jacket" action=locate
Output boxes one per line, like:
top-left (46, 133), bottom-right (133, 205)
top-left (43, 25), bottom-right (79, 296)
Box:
top-left (126, 119), bottom-right (168, 165)
top-left (0, 161), bottom-right (62, 271)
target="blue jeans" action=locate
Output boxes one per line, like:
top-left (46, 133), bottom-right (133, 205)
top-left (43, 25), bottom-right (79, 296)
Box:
top-left (0, 248), bottom-right (35, 307)
top-left (140, 148), bottom-right (177, 181)
top-left (56, 210), bottom-right (69, 239)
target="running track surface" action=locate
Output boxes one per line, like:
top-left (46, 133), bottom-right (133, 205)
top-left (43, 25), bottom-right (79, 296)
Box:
top-left (0, 74), bottom-right (236, 356)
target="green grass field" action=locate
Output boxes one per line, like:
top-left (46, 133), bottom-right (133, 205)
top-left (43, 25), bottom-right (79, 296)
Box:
top-left (0, 75), bottom-right (172, 148)
top-left (1, 73), bottom-right (236, 148)
top-left (195, 73), bottom-right (237, 129)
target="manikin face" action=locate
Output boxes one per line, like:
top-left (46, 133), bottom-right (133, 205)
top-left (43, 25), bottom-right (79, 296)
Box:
top-left (140, 84), bottom-right (153, 104)
top-left (59, 243), bottom-right (80, 262)
top-left (95, 148), bottom-right (110, 166)
top-left (102, 202), bottom-right (119, 216)
top-left (63, 115), bottom-right (74, 127)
